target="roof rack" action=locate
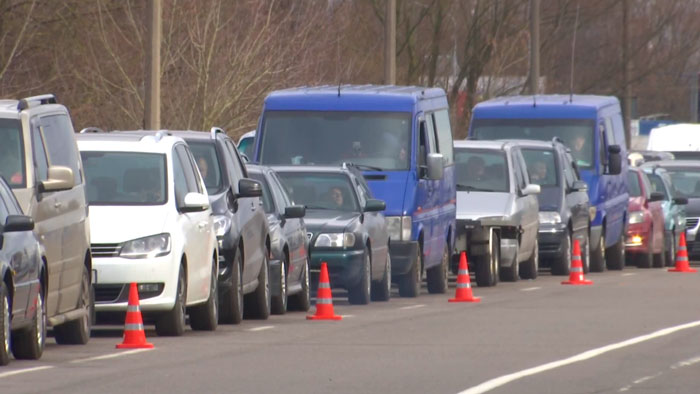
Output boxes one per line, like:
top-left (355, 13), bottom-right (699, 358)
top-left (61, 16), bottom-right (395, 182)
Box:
top-left (551, 136), bottom-right (564, 144)
top-left (79, 127), bottom-right (105, 134)
top-left (154, 130), bottom-right (171, 142)
top-left (210, 127), bottom-right (225, 140)
top-left (17, 94), bottom-right (57, 111)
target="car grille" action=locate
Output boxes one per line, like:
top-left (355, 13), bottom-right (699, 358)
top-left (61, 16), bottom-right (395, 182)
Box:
top-left (91, 243), bottom-right (121, 258)
top-left (686, 218), bottom-right (699, 230)
top-left (94, 284), bottom-right (125, 303)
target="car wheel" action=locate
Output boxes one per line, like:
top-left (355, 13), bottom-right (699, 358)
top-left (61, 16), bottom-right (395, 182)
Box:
top-left (371, 251), bottom-right (391, 301)
top-left (653, 233), bottom-right (666, 268)
top-left (606, 237), bottom-right (625, 270)
top-left (551, 231), bottom-right (572, 276)
top-left (427, 243), bottom-right (449, 294)
top-left (12, 284), bottom-right (45, 360)
top-left (590, 229), bottom-right (606, 272)
top-left (245, 253), bottom-right (271, 319)
top-left (156, 264), bottom-right (187, 337)
top-left (398, 244), bottom-right (422, 297)
top-left (54, 266), bottom-right (92, 345)
top-left (349, 246), bottom-right (371, 305)
top-left (219, 251), bottom-right (244, 324)
top-left (288, 258), bottom-right (311, 312)
top-left (271, 259), bottom-right (288, 315)
top-left (476, 233), bottom-right (499, 287)
top-left (581, 231), bottom-right (591, 273)
top-left (665, 232), bottom-right (676, 267)
top-left (0, 281), bottom-right (10, 366)
top-left (520, 238), bottom-right (538, 280)
top-left (190, 257), bottom-right (218, 331)
top-left (500, 240), bottom-right (519, 282)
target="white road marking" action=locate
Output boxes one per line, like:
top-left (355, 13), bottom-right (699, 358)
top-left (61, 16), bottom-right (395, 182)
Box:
top-left (399, 304), bottom-right (425, 310)
top-left (670, 355), bottom-right (700, 369)
top-left (619, 354), bottom-right (700, 391)
top-left (70, 348), bottom-right (154, 364)
top-left (457, 320), bottom-right (700, 394)
top-left (521, 287), bottom-right (541, 292)
top-left (619, 372), bottom-right (663, 391)
top-left (0, 366), bottom-right (53, 379)
top-left (340, 314), bottom-right (354, 318)
top-left (248, 325), bottom-right (274, 332)
top-left (622, 273), bottom-right (637, 277)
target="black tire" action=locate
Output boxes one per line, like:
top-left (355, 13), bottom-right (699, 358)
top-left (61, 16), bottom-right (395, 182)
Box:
top-left (54, 266), bottom-right (92, 345)
top-left (581, 231), bottom-right (591, 274)
top-left (590, 229), bottom-right (606, 272)
top-left (606, 237), bottom-right (625, 270)
top-left (426, 243), bottom-right (449, 294)
top-left (500, 241), bottom-right (519, 282)
top-left (398, 244), bottom-right (421, 297)
top-left (0, 281), bottom-right (11, 366)
top-left (371, 251), bottom-right (391, 301)
top-left (156, 264), bottom-right (186, 337)
top-left (245, 254), bottom-right (270, 319)
top-left (349, 246), bottom-right (372, 305)
top-left (288, 258), bottom-right (311, 312)
top-left (665, 232), bottom-right (676, 267)
top-left (12, 284), bottom-right (45, 360)
top-left (653, 233), bottom-right (666, 268)
top-left (190, 258), bottom-right (218, 331)
top-left (271, 259), bottom-right (288, 315)
top-left (219, 251), bottom-right (243, 324)
top-left (551, 231), bottom-right (572, 276)
top-left (475, 233), bottom-right (499, 287)
top-left (520, 238), bottom-right (538, 280)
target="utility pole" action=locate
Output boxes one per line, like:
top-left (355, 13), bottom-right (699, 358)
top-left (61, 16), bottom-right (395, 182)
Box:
top-left (622, 0), bottom-right (631, 148)
top-left (691, 73), bottom-right (699, 123)
top-left (384, 0), bottom-right (396, 85)
top-left (145, 0), bottom-right (162, 130)
top-left (529, 0), bottom-right (540, 95)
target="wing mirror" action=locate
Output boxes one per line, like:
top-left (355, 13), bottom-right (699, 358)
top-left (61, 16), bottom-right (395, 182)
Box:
top-left (364, 199), bottom-right (386, 212)
top-left (238, 178), bottom-right (262, 198)
top-left (426, 153), bottom-right (444, 180)
top-left (607, 145), bottom-right (622, 175)
top-left (572, 180), bottom-right (588, 192)
top-left (673, 196), bottom-right (688, 205)
top-left (522, 184), bottom-right (541, 196)
top-left (649, 191), bottom-right (665, 202)
top-left (3, 215), bottom-right (34, 232)
top-left (283, 205), bottom-right (306, 219)
top-left (40, 165), bottom-right (74, 192)
top-left (181, 192), bottom-right (210, 212)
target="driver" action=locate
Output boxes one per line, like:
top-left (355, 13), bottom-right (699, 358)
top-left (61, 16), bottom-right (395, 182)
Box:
top-left (465, 156), bottom-right (486, 182)
top-left (0, 143), bottom-right (22, 185)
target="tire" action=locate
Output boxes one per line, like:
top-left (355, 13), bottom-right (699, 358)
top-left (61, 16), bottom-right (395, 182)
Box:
top-left (349, 246), bottom-right (372, 305)
top-left (475, 233), bottom-right (499, 287)
top-left (156, 264), bottom-right (187, 337)
top-left (271, 259), bottom-right (288, 315)
top-left (219, 251), bottom-right (243, 324)
top-left (500, 240), bottom-right (519, 282)
top-left (288, 258), bottom-right (311, 312)
top-left (520, 238), bottom-right (538, 280)
top-left (245, 253), bottom-right (270, 319)
top-left (606, 237), bottom-right (625, 270)
top-left (551, 231), bottom-right (572, 276)
top-left (590, 229), bottom-right (606, 272)
top-left (54, 266), bottom-right (92, 345)
top-left (398, 244), bottom-right (422, 297)
top-left (426, 243), bottom-right (449, 294)
top-left (665, 232), bottom-right (676, 267)
top-left (653, 233), bottom-right (666, 268)
top-left (371, 251), bottom-right (391, 301)
top-left (12, 284), bottom-right (45, 360)
top-left (581, 231), bottom-right (591, 274)
top-left (190, 258), bottom-right (218, 331)
top-left (0, 282), bottom-right (10, 366)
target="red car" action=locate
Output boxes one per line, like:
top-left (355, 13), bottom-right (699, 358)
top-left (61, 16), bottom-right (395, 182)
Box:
top-left (625, 167), bottom-right (665, 268)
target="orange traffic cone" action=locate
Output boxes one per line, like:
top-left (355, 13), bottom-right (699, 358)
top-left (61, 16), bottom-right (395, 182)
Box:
top-left (116, 283), bottom-right (154, 349)
top-left (449, 252), bottom-right (480, 303)
top-left (669, 232), bottom-right (697, 273)
top-left (562, 239), bottom-right (593, 285)
top-left (307, 262), bottom-right (342, 320)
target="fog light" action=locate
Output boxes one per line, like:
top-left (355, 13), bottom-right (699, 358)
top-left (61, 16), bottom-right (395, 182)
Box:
top-left (138, 283), bottom-right (160, 292)
top-left (627, 235), bottom-right (643, 246)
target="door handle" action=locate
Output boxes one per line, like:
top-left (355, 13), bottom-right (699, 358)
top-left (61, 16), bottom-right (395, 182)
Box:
top-left (54, 202), bottom-right (62, 209)
top-left (197, 222), bottom-right (208, 230)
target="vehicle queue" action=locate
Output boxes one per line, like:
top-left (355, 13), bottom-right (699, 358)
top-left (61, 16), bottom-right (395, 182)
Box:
top-left (0, 87), bottom-right (695, 366)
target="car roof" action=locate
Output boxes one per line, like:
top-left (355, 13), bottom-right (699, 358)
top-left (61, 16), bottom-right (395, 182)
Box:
top-left (0, 100), bottom-right (66, 119)
top-left (76, 131), bottom-right (184, 154)
top-left (472, 94), bottom-right (618, 119)
top-left (239, 130), bottom-right (255, 141)
top-left (454, 139), bottom-right (512, 151)
top-left (642, 160), bottom-right (700, 169)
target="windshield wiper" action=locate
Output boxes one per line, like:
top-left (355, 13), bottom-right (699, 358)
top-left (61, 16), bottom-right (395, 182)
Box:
top-left (457, 184), bottom-right (496, 192)
top-left (344, 162), bottom-right (384, 171)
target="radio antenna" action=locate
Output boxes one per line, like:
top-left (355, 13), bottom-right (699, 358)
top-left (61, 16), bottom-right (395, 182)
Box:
top-left (569, 2), bottom-right (580, 103)
top-left (336, 11), bottom-right (341, 97)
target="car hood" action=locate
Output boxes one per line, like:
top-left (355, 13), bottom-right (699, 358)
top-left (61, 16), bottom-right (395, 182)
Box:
top-left (456, 191), bottom-right (512, 220)
top-left (303, 209), bottom-right (359, 233)
top-left (89, 206), bottom-right (169, 243)
top-left (684, 198), bottom-right (700, 217)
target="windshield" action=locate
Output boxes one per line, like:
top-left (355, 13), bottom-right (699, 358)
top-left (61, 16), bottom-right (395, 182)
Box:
top-left (250, 173), bottom-right (275, 214)
top-left (521, 148), bottom-right (559, 187)
top-left (627, 171), bottom-right (642, 197)
top-left (187, 141), bottom-right (223, 195)
top-left (276, 172), bottom-right (359, 212)
top-left (664, 167), bottom-right (700, 198)
top-left (81, 151), bottom-right (167, 205)
top-left (237, 137), bottom-right (254, 159)
top-left (471, 118), bottom-right (595, 169)
top-left (454, 148), bottom-right (509, 192)
top-left (260, 111), bottom-right (412, 170)
top-left (0, 119), bottom-right (26, 188)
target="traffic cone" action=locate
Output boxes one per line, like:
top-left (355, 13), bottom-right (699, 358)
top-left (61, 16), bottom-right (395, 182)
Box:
top-left (669, 232), bottom-right (697, 273)
top-left (307, 262), bottom-right (342, 320)
top-left (449, 252), bottom-right (480, 303)
top-left (562, 239), bottom-right (593, 285)
top-left (116, 283), bottom-right (154, 349)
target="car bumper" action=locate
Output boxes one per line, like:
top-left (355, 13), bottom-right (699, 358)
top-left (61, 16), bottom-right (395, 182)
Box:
top-left (625, 222), bottom-right (651, 253)
top-left (309, 248), bottom-right (365, 290)
top-left (389, 240), bottom-right (419, 277)
top-left (537, 224), bottom-right (567, 262)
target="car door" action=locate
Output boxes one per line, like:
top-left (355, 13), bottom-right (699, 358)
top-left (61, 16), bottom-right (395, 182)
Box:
top-left (269, 172), bottom-right (306, 281)
top-left (563, 150), bottom-right (588, 235)
top-left (416, 114), bottom-right (437, 265)
top-left (354, 175), bottom-right (388, 278)
top-left (512, 148), bottom-right (538, 258)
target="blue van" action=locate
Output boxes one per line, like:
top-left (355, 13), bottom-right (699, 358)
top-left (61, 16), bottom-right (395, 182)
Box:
top-left (469, 95), bottom-right (628, 271)
top-left (253, 85), bottom-right (456, 297)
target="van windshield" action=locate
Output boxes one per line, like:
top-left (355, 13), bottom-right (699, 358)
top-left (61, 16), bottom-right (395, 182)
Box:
top-left (471, 118), bottom-right (595, 169)
top-left (0, 119), bottom-right (26, 188)
top-left (454, 148), bottom-right (509, 193)
top-left (259, 111), bottom-right (412, 171)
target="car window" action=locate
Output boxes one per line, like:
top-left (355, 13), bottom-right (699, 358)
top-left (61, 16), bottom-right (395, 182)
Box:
top-left (425, 113), bottom-right (437, 154)
top-left (31, 119), bottom-right (49, 183)
top-left (353, 178), bottom-right (367, 207)
top-left (270, 171), bottom-right (293, 207)
top-left (454, 148), bottom-right (509, 192)
top-left (646, 173), bottom-right (669, 200)
top-left (664, 168), bottom-right (700, 198)
top-left (250, 173), bottom-right (275, 214)
top-left (604, 117), bottom-right (615, 146)
top-left (41, 114), bottom-right (82, 185)
top-left (188, 141), bottom-right (223, 195)
top-left (175, 145), bottom-right (200, 194)
top-left (276, 172), bottom-right (359, 212)
top-left (0, 180), bottom-right (21, 214)
top-left (0, 118), bottom-right (26, 188)
top-left (172, 149), bottom-right (188, 206)
top-left (627, 171), bottom-right (642, 197)
top-left (521, 148), bottom-right (559, 187)
top-left (433, 109), bottom-right (454, 165)
top-left (224, 139), bottom-right (246, 183)
top-left (512, 150), bottom-right (527, 190)
top-left (0, 196), bottom-right (8, 224)
top-left (183, 146), bottom-right (205, 194)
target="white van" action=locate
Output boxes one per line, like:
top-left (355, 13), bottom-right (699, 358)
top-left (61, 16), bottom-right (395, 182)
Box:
top-left (647, 124), bottom-right (700, 159)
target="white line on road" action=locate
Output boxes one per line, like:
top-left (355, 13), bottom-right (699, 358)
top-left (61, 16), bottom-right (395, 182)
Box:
top-left (670, 355), bottom-right (700, 369)
top-left (457, 320), bottom-right (700, 394)
top-left (0, 366), bottom-right (54, 379)
top-left (521, 287), bottom-right (541, 292)
top-left (341, 314), bottom-right (354, 318)
top-left (70, 348), bottom-right (154, 364)
top-left (619, 372), bottom-right (662, 392)
top-left (248, 325), bottom-right (274, 332)
top-left (399, 304), bottom-right (425, 310)
top-left (622, 273), bottom-right (637, 277)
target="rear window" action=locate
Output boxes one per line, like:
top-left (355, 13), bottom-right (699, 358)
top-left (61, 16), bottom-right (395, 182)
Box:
top-left (0, 119), bottom-right (26, 188)
top-left (627, 171), bottom-right (642, 197)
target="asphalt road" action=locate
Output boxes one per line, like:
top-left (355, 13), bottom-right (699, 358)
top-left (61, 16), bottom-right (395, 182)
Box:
top-left (2, 264), bottom-right (700, 394)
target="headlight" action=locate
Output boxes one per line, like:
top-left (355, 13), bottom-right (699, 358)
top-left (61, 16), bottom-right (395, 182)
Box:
top-left (386, 216), bottom-right (412, 241)
top-left (539, 211), bottom-right (561, 225)
top-left (314, 233), bottom-right (356, 248)
top-left (120, 233), bottom-right (171, 259)
top-left (213, 216), bottom-right (231, 238)
top-left (628, 211), bottom-right (645, 224)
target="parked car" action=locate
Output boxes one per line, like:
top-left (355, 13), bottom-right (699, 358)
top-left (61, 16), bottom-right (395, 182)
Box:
top-left (453, 141), bottom-right (540, 287)
top-left (275, 165), bottom-right (391, 304)
top-left (247, 164), bottom-right (310, 314)
top-left (237, 130), bottom-right (255, 160)
top-left (641, 163), bottom-right (689, 262)
top-left (625, 168), bottom-right (666, 268)
top-left (0, 94), bottom-right (93, 345)
top-left (470, 94), bottom-right (629, 272)
top-left (77, 131), bottom-right (219, 336)
top-left (514, 139), bottom-right (591, 275)
top-left (0, 177), bottom-right (45, 365)
top-left (166, 129), bottom-right (270, 323)
top-left (253, 85), bottom-right (455, 297)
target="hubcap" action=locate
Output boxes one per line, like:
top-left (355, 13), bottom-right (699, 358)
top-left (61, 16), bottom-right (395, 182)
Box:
top-left (2, 296), bottom-right (9, 356)
top-left (365, 255), bottom-right (371, 297)
top-left (36, 294), bottom-right (45, 347)
top-left (236, 259), bottom-right (243, 313)
top-left (566, 234), bottom-right (572, 270)
top-left (281, 263), bottom-right (287, 307)
top-left (211, 265), bottom-right (218, 320)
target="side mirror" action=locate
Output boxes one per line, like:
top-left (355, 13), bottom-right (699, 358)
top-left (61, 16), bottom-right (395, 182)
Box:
top-left (649, 191), bottom-right (665, 202)
top-left (182, 192), bottom-right (210, 212)
top-left (426, 153), bottom-right (444, 180)
top-left (607, 145), bottom-right (622, 175)
top-left (364, 199), bottom-right (386, 212)
top-left (3, 215), bottom-right (34, 232)
top-left (283, 205), bottom-right (306, 219)
top-left (238, 178), bottom-right (262, 198)
top-left (572, 180), bottom-right (588, 192)
top-left (522, 184), bottom-right (541, 196)
top-left (41, 165), bottom-right (74, 192)
top-left (673, 196), bottom-right (688, 205)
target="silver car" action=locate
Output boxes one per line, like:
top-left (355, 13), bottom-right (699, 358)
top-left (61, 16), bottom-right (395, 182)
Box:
top-left (453, 140), bottom-right (540, 287)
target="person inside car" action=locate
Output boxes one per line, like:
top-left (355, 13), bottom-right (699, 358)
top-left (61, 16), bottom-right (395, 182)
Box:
top-left (465, 156), bottom-right (486, 182)
top-left (0, 143), bottom-right (22, 185)
top-left (530, 160), bottom-right (548, 184)
top-left (330, 186), bottom-right (345, 209)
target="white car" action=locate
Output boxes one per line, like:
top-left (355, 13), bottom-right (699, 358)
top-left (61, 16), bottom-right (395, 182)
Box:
top-left (77, 131), bottom-right (218, 336)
